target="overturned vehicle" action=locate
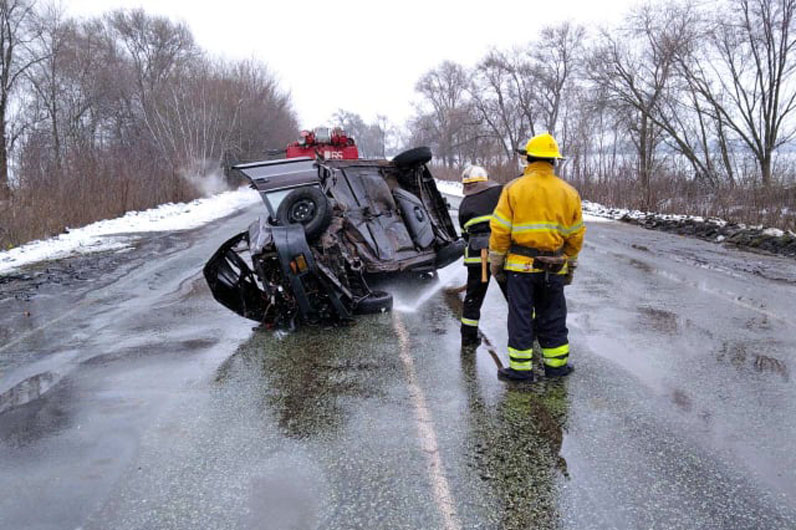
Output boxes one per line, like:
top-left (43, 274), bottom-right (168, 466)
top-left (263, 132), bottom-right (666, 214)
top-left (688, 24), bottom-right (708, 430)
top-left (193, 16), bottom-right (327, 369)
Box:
top-left (204, 145), bottom-right (464, 328)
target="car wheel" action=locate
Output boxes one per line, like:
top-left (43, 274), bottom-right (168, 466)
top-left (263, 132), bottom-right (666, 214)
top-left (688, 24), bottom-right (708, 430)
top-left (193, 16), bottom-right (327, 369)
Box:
top-left (393, 146), bottom-right (432, 167)
top-left (276, 187), bottom-right (332, 241)
top-left (353, 290), bottom-right (393, 315)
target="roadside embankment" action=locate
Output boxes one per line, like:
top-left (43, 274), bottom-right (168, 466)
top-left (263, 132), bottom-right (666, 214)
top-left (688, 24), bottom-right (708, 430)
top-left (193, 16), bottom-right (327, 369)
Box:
top-left (583, 201), bottom-right (796, 258)
top-left (0, 187), bottom-right (260, 275)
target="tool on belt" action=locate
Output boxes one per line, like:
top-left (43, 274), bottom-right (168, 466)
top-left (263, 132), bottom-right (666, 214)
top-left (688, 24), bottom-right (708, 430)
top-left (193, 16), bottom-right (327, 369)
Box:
top-left (480, 248), bottom-right (488, 283)
top-left (509, 244), bottom-right (567, 273)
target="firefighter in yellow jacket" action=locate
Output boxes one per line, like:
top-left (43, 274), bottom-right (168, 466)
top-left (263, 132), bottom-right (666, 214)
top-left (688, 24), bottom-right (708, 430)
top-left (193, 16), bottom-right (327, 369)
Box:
top-left (489, 133), bottom-right (585, 382)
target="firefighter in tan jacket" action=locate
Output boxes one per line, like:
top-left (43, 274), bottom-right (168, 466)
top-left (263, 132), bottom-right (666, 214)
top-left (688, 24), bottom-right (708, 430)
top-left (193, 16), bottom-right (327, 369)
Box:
top-left (489, 133), bottom-right (585, 382)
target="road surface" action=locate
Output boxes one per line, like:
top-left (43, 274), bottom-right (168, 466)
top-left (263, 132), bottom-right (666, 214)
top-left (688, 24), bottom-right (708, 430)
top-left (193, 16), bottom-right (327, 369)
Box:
top-left (1, 194), bottom-right (796, 529)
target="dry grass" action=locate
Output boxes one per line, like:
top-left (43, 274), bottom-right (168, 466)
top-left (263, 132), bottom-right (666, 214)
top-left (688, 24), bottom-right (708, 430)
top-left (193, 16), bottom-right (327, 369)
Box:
top-left (0, 155), bottom-right (201, 251)
top-left (432, 162), bottom-right (795, 231)
top-left (573, 173), bottom-right (795, 231)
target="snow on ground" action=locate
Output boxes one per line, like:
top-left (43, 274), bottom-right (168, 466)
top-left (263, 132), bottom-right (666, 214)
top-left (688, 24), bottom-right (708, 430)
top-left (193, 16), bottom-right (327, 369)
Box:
top-left (0, 187), bottom-right (260, 275)
top-left (434, 179), bottom-right (464, 198)
top-left (582, 200), bottom-right (796, 237)
top-left (582, 213), bottom-right (612, 223)
top-left (763, 227), bottom-right (785, 237)
top-left (582, 199), bottom-right (796, 257)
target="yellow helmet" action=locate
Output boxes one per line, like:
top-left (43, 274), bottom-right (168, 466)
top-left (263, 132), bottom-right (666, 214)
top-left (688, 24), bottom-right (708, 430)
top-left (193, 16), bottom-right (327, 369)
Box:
top-left (461, 165), bottom-right (488, 184)
top-left (520, 133), bottom-right (564, 159)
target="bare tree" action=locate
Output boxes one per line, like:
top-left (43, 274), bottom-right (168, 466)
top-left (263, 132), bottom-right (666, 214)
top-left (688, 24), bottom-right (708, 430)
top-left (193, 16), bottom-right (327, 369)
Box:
top-left (414, 61), bottom-right (473, 167)
top-left (529, 22), bottom-right (586, 139)
top-left (588, 4), bottom-right (694, 208)
top-left (0, 0), bottom-right (42, 198)
top-left (4, 7), bottom-right (297, 249)
top-left (470, 50), bottom-right (526, 160)
top-left (24, 3), bottom-right (69, 171)
top-left (106, 9), bottom-right (199, 165)
top-left (683, 0), bottom-right (796, 187)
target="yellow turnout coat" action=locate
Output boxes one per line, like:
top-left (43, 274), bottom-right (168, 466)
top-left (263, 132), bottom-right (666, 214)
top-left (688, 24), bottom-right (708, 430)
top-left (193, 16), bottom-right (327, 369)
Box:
top-left (489, 162), bottom-right (585, 273)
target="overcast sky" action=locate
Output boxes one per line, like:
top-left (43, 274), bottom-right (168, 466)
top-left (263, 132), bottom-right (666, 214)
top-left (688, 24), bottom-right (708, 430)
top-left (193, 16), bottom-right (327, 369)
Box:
top-left (66, 0), bottom-right (640, 128)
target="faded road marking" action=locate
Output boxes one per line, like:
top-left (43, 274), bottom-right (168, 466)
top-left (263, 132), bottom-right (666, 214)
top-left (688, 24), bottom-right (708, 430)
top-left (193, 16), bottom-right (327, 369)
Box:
top-left (393, 313), bottom-right (462, 530)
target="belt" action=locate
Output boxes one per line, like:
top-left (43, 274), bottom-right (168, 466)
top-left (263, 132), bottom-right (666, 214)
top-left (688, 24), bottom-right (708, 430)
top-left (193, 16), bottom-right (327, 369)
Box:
top-left (509, 244), bottom-right (564, 258)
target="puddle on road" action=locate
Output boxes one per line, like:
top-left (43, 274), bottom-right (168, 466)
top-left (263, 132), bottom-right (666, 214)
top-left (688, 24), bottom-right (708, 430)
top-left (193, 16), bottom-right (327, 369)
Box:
top-left (439, 281), bottom-right (570, 529)
top-left (215, 315), bottom-right (397, 440)
top-left (460, 348), bottom-right (570, 529)
top-left (211, 281), bottom-right (574, 528)
top-left (0, 373), bottom-right (73, 447)
top-left (0, 370), bottom-right (61, 415)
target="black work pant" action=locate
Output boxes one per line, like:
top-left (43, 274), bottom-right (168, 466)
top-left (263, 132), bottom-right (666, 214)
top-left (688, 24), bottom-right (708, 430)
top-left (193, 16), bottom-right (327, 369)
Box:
top-left (506, 272), bottom-right (569, 372)
top-left (461, 265), bottom-right (508, 336)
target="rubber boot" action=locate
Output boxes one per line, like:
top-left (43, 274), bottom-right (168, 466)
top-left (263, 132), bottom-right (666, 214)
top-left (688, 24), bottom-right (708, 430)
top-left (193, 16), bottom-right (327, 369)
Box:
top-left (461, 326), bottom-right (479, 348)
top-left (544, 364), bottom-right (574, 378)
top-left (497, 367), bottom-right (534, 383)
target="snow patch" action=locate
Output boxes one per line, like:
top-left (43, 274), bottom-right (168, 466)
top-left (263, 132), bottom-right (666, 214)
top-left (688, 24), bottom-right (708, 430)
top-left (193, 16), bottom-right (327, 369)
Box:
top-left (582, 199), bottom-right (794, 257)
top-left (583, 214), bottom-right (612, 223)
top-left (763, 227), bottom-right (785, 237)
top-left (435, 179), bottom-right (613, 225)
top-left (434, 179), bottom-right (464, 198)
top-left (0, 187), bottom-right (260, 274)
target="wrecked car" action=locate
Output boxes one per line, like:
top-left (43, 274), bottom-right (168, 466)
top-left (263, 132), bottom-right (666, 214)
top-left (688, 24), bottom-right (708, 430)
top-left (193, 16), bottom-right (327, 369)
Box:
top-left (203, 138), bottom-right (464, 328)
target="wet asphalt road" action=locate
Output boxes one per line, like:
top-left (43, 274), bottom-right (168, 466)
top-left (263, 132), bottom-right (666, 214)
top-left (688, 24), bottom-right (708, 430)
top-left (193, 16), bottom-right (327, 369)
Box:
top-left (1, 192), bottom-right (796, 529)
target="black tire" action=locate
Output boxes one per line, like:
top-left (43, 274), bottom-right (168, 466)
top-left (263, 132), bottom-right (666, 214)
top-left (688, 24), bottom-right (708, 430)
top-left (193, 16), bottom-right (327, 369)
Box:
top-left (276, 187), bottom-right (332, 241)
top-left (353, 290), bottom-right (393, 315)
top-left (393, 146), bottom-right (432, 167)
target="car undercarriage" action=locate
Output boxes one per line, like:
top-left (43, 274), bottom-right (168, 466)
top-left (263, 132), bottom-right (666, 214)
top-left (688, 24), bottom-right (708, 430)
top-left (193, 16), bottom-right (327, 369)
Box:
top-left (204, 147), bottom-right (464, 328)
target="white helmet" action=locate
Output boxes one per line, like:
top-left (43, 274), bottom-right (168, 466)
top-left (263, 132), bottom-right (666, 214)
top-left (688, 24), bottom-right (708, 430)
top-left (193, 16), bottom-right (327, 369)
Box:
top-left (461, 165), bottom-right (488, 184)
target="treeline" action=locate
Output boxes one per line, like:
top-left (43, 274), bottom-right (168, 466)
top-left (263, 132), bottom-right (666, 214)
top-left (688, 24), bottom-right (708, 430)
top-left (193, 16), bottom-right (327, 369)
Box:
top-left (408, 0), bottom-right (796, 229)
top-left (331, 110), bottom-right (398, 159)
top-left (0, 2), bottom-right (297, 248)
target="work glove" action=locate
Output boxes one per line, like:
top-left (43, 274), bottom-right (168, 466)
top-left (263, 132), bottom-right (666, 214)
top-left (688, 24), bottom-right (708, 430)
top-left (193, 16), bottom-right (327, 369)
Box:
top-left (489, 251), bottom-right (506, 283)
top-left (563, 258), bottom-right (577, 286)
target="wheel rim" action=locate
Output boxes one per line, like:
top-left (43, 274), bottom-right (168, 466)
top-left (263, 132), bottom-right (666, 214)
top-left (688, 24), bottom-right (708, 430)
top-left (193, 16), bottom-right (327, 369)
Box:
top-left (289, 198), bottom-right (316, 223)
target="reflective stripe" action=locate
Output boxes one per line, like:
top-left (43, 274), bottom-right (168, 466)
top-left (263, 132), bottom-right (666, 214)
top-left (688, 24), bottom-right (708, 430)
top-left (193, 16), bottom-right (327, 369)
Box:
top-left (562, 221), bottom-right (584, 235)
top-left (541, 344), bottom-right (569, 357)
top-left (512, 223), bottom-right (562, 234)
top-left (508, 347), bottom-right (533, 359)
top-left (543, 356), bottom-right (568, 368)
top-left (511, 221), bottom-right (584, 236)
top-left (464, 246), bottom-right (483, 265)
top-left (504, 262), bottom-right (544, 273)
top-left (508, 347), bottom-right (533, 370)
top-left (492, 212), bottom-right (512, 228)
top-left (542, 344), bottom-right (569, 368)
top-left (463, 215), bottom-right (494, 231)
top-left (461, 317), bottom-right (479, 327)
top-left (509, 358), bottom-right (533, 371)
top-left (504, 259), bottom-right (567, 274)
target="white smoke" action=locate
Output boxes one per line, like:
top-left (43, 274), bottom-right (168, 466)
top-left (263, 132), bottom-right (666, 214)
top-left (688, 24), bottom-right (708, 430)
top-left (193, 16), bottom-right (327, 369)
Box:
top-left (180, 158), bottom-right (233, 197)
